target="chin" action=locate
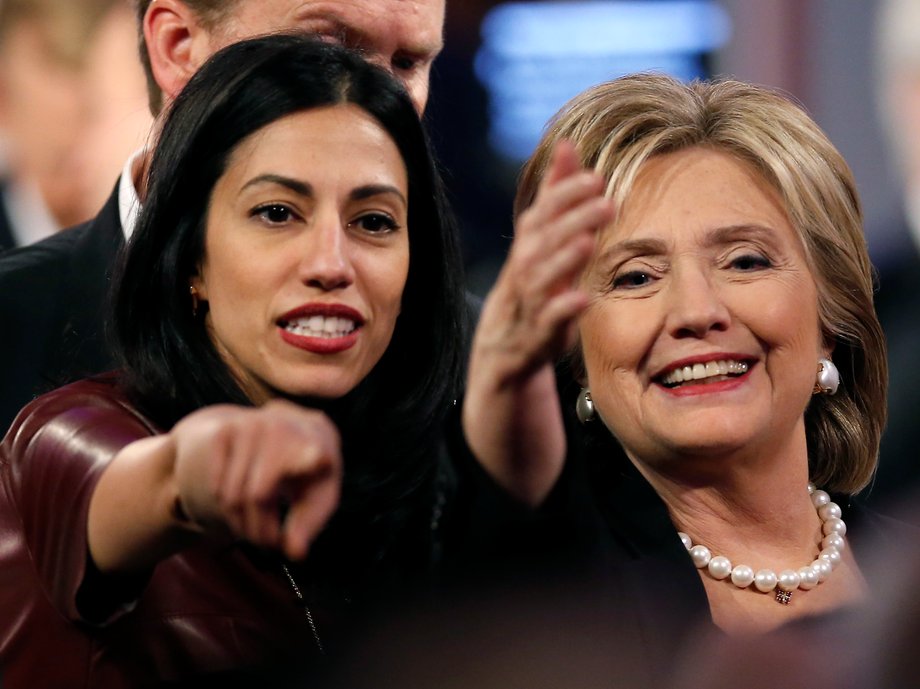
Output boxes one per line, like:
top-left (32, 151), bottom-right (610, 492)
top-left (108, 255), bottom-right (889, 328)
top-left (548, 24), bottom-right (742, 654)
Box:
top-left (644, 422), bottom-right (759, 460)
top-left (272, 375), bottom-right (360, 402)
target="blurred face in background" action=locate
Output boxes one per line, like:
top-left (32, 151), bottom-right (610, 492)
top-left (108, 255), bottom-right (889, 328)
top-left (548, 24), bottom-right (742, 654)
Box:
top-left (73, 2), bottom-right (153, 220)
top-left (0, 14), bottom-right (85, 225)
top-left (0, 1), bottom-right (152, 228)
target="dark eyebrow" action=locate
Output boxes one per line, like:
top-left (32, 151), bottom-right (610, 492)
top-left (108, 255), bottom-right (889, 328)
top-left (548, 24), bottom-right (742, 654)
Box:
top-left (241, 176), bottom-right (405, 208)
top-left (242, 174), bottom-right (312, 197)
top-left (350, 184), bottom-right (407, 207)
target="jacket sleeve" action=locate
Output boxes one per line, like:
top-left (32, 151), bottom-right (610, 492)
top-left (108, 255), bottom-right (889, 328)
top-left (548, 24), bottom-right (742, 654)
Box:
top-left (1, 379), bottom-right (156, 624)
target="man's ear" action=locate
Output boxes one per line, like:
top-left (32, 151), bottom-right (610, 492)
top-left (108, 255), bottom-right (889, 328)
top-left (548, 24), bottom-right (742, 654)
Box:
top-left (144, 0), bottom-right (217, 104)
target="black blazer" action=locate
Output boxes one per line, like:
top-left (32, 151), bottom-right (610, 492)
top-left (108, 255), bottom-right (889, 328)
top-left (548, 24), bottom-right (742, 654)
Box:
top-left (0, 183), bottom-right (124, 435)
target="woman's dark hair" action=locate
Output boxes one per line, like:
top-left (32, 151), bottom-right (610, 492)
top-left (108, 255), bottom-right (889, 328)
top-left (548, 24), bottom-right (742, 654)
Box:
top-left (113, 34), bottom-right (468, 583)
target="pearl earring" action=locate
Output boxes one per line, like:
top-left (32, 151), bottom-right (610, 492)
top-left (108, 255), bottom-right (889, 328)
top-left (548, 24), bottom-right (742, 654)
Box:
top-left (813, 357), bottom-right (840, 395)
top-left (576, 388), bottom-right (596, 424)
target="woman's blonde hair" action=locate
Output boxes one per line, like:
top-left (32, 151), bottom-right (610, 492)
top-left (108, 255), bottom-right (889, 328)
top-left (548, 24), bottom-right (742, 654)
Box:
top-left (517, 73), bottom-right (886, 493)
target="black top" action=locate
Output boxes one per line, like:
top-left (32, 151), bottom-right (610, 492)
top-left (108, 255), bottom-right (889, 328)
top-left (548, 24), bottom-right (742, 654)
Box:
top-left (351, 419), bottom-right (913, 689)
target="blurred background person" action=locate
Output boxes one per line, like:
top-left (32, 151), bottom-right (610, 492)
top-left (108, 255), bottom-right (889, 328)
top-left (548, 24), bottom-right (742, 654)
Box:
top-left (0, 0), bottom-right (150, 250)
top-left (866, 0), bottom-right (920, 514)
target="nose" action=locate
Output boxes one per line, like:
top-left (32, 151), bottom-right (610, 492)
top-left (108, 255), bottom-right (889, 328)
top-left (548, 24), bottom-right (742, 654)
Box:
top-left (664, 264), bottom-right (730, 338)
top-left (298, 214), bottom-right (355, 291)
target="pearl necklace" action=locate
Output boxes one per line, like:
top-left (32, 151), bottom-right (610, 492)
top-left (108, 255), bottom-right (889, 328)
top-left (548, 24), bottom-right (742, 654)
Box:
top-left (677, 484), bottom-right (847, 605)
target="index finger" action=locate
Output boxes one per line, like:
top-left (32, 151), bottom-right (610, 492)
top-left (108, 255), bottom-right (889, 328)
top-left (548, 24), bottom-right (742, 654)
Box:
top-left (543, 139), bottom-right (585, 188)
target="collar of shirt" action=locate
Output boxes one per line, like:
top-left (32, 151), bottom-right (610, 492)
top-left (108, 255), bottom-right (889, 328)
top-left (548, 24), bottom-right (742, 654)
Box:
top-left (118, 148), bottom-right (146, 241)
top-left (4, 176), bottom-right (59, 246)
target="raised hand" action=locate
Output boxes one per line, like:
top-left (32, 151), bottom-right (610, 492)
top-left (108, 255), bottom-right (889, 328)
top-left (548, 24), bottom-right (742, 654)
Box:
top-left (462, 141), bottom-right (614, 505)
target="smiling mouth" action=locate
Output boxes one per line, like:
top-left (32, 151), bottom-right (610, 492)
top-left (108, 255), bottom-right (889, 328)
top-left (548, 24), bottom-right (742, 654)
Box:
top-left (658, 359), bottom-right (751, 388)
top-left (278, 315), bottom-right (359, 339)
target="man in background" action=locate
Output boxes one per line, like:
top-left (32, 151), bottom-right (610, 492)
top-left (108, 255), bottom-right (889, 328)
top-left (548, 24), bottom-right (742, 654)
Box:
top-left (0, 0), bottom-right (446, 433)
top-left (0, 0), bottom-right (150, 248)
top-left (868, 0), bottom-right (920, 511)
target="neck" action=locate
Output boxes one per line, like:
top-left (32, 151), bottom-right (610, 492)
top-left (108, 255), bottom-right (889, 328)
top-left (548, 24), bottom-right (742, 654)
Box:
top-left (630, 422), bottom-right (820, 559)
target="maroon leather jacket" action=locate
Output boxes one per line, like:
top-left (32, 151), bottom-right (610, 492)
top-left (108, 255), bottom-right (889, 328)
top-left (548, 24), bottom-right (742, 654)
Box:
top-left (0, 377), bottom-right (322, 688)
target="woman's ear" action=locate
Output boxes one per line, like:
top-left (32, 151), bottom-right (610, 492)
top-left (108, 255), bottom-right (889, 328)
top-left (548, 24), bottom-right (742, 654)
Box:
top-left (189, 271), bottom-right (207, 301)
top-left (144, 0), bottom-right (219, 106)
top-left (189, 270), bottom-right (208, 318)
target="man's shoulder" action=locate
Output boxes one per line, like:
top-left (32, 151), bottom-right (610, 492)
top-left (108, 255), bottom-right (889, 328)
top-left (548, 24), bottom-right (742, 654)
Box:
top-left (0, 187), bottom-right (124, 289)
top-left (0, 222), bottom-right (85, 283)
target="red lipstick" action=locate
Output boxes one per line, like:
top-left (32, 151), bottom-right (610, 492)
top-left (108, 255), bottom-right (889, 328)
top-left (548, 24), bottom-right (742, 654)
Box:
top-left (277, 303), bottom-right (364, 355)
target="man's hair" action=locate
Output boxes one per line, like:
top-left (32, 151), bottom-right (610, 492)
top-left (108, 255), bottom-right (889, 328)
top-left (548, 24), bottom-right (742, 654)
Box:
top-left (113, 33), bottom-right (469, 579)
top-left (517, 73), bottom-right (886, 494)
top-left (133, 0), bottom-right (237, 114)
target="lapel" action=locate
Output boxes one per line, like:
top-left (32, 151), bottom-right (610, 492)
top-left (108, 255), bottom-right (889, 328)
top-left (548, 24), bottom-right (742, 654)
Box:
top-left (0, 181), bottom-right (19, 252)
top-left (44, 183), bottom-right (126, 386)
top-left (582, 443), bottom-right (714, 657)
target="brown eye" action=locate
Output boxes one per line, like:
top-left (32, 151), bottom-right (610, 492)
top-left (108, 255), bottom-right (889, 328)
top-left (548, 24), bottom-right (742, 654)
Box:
top-left (730, 254), bottom-right (771, 271)
top-left (393, 55), bottom-right (418, 71)
top-left (613, 270), bottom-right (652, 289)
top-left (252, 204), bottom-right (298, 225)
top-left (351, 213), bottom-right (399, 234)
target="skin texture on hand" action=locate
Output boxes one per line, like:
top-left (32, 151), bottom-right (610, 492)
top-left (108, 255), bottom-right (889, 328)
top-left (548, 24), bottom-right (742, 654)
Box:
top-left (88, 399), bottom-right (343, 573)
top-left (174, 400), bottom-right (342, 561)
top-left (462, 142), bottom-right (615, 506)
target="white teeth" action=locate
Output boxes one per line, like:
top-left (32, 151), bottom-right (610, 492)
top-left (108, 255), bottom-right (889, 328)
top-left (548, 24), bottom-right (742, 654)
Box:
top-left (283, 315), bottom-right (356, 338)
top-left (661, 359), bottom-right (749, 386)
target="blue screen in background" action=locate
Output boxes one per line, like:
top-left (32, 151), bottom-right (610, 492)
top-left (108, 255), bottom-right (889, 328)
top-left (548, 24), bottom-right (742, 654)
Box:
top-left (475, 0), bottom-right (731, 160)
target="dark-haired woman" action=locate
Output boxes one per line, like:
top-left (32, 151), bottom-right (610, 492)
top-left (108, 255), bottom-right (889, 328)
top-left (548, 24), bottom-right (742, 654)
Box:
top-left (0, 35), bottom-right (467, 687)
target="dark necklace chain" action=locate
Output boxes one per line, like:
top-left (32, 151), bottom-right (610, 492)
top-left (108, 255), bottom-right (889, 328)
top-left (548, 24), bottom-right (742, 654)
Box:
top-left (279, 473), bottom-right (448, 656)
top-left (281, 563), bottom-right (325, 655)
